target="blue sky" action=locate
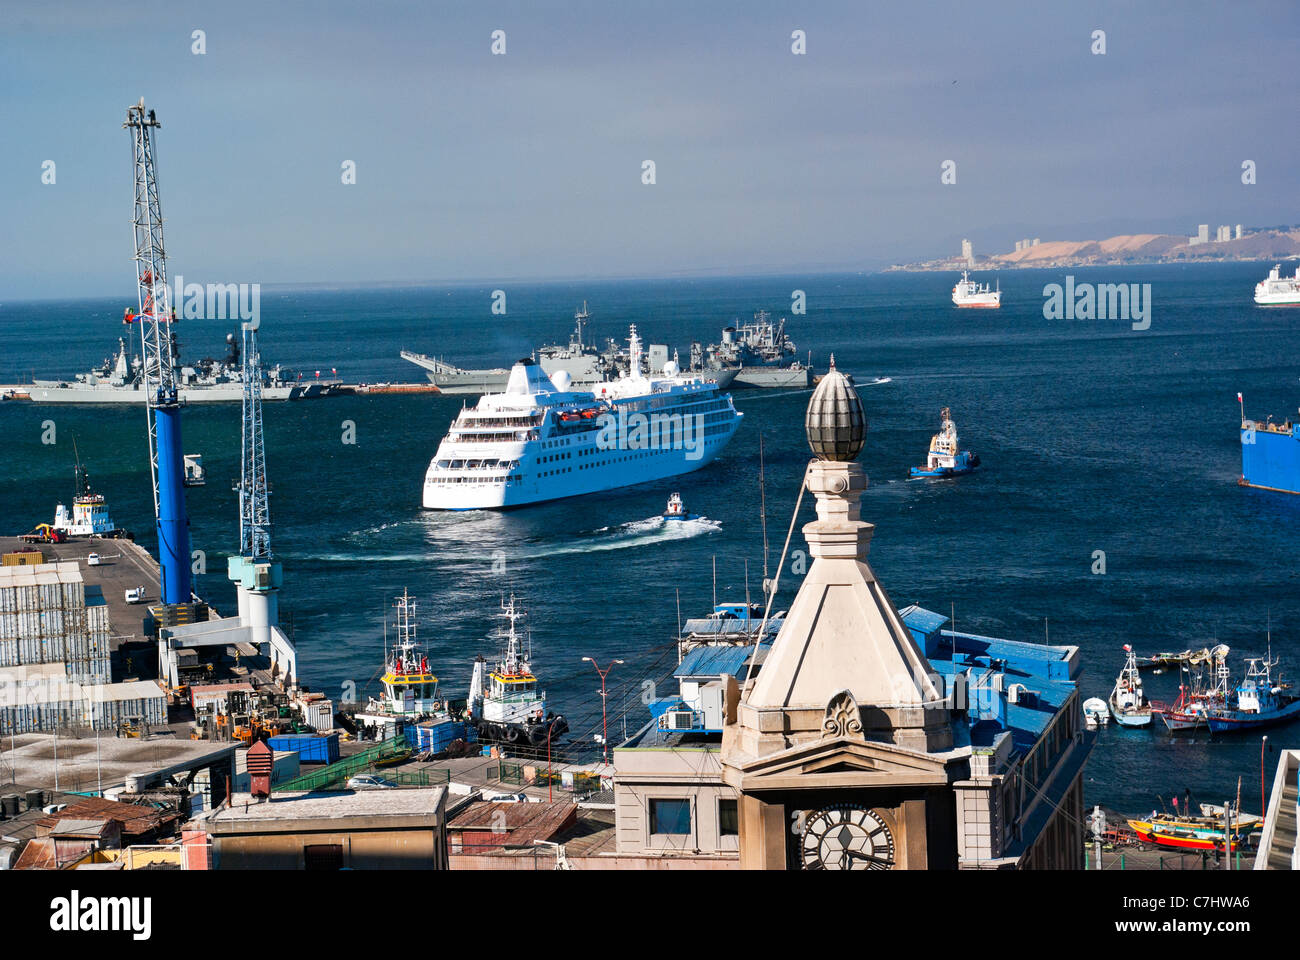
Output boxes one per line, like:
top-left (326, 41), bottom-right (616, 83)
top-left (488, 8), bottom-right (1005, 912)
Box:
top-left (2, 0), bottom-right (1297, 298)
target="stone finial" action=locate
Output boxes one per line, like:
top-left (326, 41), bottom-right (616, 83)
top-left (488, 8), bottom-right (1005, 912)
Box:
top-left (805, 355), bottom-right (865, 462)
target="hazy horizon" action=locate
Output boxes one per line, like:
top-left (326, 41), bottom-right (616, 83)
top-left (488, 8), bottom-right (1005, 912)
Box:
top-left (4, 1), bottom-right (1298, 300)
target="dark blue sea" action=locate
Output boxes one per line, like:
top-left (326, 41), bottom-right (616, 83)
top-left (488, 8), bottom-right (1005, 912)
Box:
top-left (2, 261), bottom-right (1298, 817)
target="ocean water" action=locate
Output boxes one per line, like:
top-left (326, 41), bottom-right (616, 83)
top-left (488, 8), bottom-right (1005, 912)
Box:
top-left (2, 261), bottom-right (1298, 816)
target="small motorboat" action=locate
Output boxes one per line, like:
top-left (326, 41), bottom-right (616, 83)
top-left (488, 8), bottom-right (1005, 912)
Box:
top-left (1082, 697), bottom-right (1110, 728)
top-left (662, 492), bottom-right (702, 521)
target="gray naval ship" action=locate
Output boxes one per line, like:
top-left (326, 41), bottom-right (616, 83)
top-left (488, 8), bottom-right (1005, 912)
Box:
top-left (28, 333), bottom-right (327, 404)
top-left (402, 302), bottom-right (738, 395)
top-left (695, 310), bottom-right (814, 389)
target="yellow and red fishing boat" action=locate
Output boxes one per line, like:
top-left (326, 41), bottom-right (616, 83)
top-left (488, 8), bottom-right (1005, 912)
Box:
top-left (1127, 812), bottom-right (1246, 852)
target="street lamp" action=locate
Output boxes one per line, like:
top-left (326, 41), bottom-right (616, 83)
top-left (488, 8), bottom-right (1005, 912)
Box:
top-left (582, 657), bottom-right (624, 766)
top-left (1261, 735), bottom-right (1269, 819)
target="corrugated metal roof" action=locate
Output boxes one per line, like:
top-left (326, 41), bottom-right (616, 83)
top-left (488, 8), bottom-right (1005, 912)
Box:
top-left (674, 644), bottom-right (756, 679)
top-left (899, 605), bottom-right (949, 635)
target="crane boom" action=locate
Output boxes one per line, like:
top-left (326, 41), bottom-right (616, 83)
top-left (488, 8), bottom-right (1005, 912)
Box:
top-left (124, 99), bottom-right (192, 605)
top-left (240, 320), bottom-right (272, 560)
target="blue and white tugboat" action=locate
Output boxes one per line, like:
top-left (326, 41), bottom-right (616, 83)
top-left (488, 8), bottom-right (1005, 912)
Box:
top-left (1108, 644), bottom-right (1153, 727)
top-left (909, 407), bottom-right (979, 479)
top-left (1206, 656), bottom-right (1300, 733)
top-left (662, 492), bottom-right (701, 521)
top-left (467, 595), bottom-right (568, 748)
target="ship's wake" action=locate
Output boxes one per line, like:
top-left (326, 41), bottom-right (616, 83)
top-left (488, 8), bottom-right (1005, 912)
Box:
top-left (308, 514), bottom-right (719, 565)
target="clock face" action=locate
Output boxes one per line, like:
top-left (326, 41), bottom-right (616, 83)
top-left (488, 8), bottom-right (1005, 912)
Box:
top-left (799, 804), bottom-right (896, 870)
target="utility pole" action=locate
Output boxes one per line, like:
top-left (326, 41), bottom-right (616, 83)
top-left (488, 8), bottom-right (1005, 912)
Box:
top-left (581, 657), bottom-right (623, 766)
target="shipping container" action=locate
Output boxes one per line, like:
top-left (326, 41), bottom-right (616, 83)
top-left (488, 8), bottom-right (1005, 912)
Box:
top-left (266, 732), bottom-right (340, 765)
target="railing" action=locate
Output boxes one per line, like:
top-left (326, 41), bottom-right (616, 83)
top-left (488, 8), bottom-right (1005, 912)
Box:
top-left (273, 733), bottom-right (409, 793)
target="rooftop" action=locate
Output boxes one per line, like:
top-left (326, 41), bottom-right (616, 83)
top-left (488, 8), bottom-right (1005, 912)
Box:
top-left (205, 787), bottom-right (448, 827)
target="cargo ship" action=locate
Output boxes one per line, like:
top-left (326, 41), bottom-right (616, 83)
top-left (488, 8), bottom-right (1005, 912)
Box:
top-left (1239, 392), bottom-right (1300, 494)
top-left (1253, 264), bottom-right (1300, 306)
top-left (952, 271), bottom-right (1001, 308)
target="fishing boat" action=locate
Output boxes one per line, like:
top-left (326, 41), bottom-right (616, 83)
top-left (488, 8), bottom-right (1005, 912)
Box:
top-left (1157, 645), bottom-right (1231, 732)
top-left (1205, 655), bottom-right (1300, 733)
top-left (467, 596), bottom-right (568, 748)
top-left (1127, 812), bottom-right (1247, 852)
top-left (1137, 648), bottom-right (1211, 671)
top-left (1082, 697), bottom-right (1110, 728)
top-left (662, 492), bottom-right (702, 521)
top-left (909, 407), bottom-right (979, 478)
top-left (1199, 803), bottom-right (1263, 830)
top-left (1108, 645), bottom-right (1152, 727)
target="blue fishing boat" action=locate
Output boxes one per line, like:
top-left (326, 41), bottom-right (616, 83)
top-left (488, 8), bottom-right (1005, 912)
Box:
top-left (1109, 644), bottom-right (1153, 727)
top-left (909, 407), bottom-right (979, 478)
top-left (1205, 656), bottom-right (1300, 733)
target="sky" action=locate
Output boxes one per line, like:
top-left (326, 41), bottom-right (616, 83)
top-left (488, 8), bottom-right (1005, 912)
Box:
top-left (2, 0), bottom-right (1298, 299)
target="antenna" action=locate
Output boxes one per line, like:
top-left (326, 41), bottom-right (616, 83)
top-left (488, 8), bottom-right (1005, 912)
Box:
top-left (712, 555), bottom-right (717, 609)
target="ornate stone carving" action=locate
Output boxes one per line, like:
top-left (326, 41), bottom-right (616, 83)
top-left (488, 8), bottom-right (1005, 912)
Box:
top-left (822, 689), bottom-right (864, 739)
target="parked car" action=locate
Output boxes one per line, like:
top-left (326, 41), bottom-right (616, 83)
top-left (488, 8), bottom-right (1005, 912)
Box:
top-left (86, 553), bottom-right (101, 566)
top-left (347, 774), bottom-right (397, 790)
top-left (124, 586), bottom-right (146, 604)
top-left (482, 791), bottom-right (529, 803)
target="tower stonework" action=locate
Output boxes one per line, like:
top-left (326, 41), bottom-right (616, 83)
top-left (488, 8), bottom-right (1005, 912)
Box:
top-left (720, 361), bottom-right (963, 869)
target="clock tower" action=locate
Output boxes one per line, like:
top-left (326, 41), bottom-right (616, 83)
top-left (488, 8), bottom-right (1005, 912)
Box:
top-left (720, 359), bottom-right (965, 869)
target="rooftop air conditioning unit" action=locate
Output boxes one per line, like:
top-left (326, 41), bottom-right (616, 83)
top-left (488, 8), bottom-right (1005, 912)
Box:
top-left (665, 709), bottom-right (697, 731)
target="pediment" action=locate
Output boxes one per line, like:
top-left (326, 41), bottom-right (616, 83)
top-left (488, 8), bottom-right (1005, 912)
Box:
top-left (730, 734), bottom-right (953, 793)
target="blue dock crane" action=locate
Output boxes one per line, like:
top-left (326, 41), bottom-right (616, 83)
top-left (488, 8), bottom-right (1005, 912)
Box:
top-left (123, 99), bottom-right (192, 606)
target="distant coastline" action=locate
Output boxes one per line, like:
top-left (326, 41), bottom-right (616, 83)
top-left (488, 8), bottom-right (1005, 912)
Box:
top-left (890, 228), bottom-right (1300, 272)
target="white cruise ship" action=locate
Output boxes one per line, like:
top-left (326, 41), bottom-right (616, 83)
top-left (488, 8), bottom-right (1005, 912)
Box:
top-left (1254, 264), bottom-right (1300, 306)
top-left (422, 326), bottom-right (743, 510)
top-left (951, 271), bottom-right (1001, 308)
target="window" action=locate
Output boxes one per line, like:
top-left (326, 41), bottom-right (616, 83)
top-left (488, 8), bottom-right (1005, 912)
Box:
top-left (649, 797), bottom-right (692, 835)
top-left (303, 843), bottom-right (344, 870)
top-left (718, 798), bottom-right (739, 836)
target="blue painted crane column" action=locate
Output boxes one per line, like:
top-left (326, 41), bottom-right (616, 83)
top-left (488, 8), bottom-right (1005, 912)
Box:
top-left (154, 401), bottom-right (192, 604)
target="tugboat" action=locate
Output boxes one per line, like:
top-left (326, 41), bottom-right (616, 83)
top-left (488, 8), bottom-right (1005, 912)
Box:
top-left (51, 453), bottom-right (129, 539)
top-left (662, 492), bottom-right (702, 521)
top-left (467, 596), bottom-right (568, 748)
top-left (1205, 655), bottom-right (1300, 733)
top-left (1108, 644), bottom-right (1152, 727)
top-left (909, 408), bottom-right (980, 478)
top-left (353, 591), bottom-right (449, 740)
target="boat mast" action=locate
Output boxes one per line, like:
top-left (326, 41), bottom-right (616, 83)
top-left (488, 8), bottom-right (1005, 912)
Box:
top-left (759, 433), bottom-right (770, 596)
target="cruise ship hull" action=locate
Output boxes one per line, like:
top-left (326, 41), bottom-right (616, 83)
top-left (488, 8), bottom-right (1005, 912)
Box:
top-left (423, 427), bottom-right (739, 510)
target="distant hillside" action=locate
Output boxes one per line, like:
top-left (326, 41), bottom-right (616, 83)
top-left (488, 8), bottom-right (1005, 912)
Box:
top-left (891, 229), bottom-right (1300, 271)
